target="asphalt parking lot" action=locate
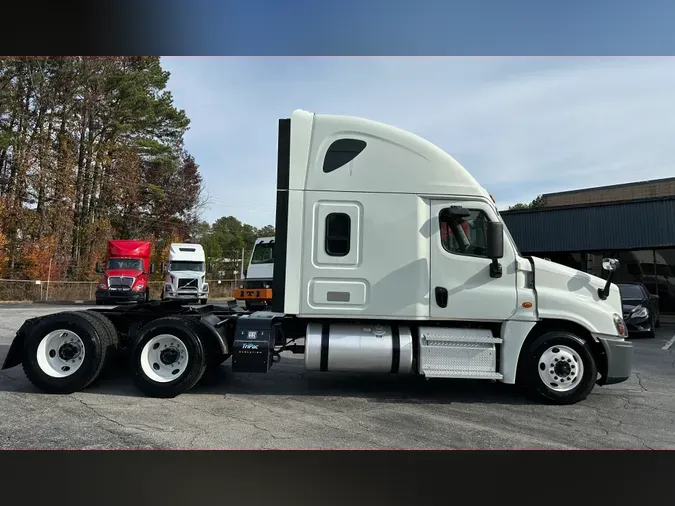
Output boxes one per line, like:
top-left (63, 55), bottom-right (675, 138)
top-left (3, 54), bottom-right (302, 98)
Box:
top-left (1, 304), bottom-right (674, 449)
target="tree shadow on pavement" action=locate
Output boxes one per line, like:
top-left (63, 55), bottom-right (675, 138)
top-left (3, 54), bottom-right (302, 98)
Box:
top-left (0, 345), bottom-right (535, 406)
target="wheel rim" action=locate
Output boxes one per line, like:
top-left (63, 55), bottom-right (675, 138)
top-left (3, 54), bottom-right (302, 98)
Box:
top-left (36, 329), bottom-right (86, 378)
top-left (537, 345), bottom-right (584, 393)
top-left (140, 334), bottom-right (189, 383)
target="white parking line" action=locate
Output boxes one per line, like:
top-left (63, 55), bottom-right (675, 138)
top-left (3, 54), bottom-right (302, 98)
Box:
top-left (661, 334), bottom-right (675, 351)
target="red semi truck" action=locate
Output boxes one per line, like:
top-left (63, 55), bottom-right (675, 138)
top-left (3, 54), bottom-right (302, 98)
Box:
top-left (95, 240), bottom-right (154, 305)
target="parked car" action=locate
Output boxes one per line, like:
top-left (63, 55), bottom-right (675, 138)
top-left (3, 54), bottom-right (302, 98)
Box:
top-left (618, 282), bottom-right (660, 338)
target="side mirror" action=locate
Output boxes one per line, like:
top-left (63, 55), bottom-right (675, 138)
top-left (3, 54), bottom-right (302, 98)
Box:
top-left (95, 262), bottom-right (102, 274)
top-left (650, 293), bottom-right (660, 301)
top-left (243, 269), bottom-right (247, 278)
top-left (160, 262), bottom-right (166, 274)
top-left (207, 264), bottom-right (213, 274)
top-left (602, 258), bottom-right (620, 272)
top-left (598, 258), bottom-right (620, 300)
top-left (486, 222), bottom-right (504, 260)
top-left (150, 263), bottom-right (155, 274)
top-left (486, 221), bottom-right (504, 279)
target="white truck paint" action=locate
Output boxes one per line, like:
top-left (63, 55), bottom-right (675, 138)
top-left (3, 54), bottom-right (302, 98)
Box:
top-left (162, 243), bottom-right (209, 304)
top-left (271, 109), bottom-right (632, 403)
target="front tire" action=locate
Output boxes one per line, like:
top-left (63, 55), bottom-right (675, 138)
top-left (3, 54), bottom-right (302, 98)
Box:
top-left (21, 311), bottom-right (115, 394)
top-left (521, 330), bottom-right (597, 405)
top-left (130, 316), bottom-right (208, 398)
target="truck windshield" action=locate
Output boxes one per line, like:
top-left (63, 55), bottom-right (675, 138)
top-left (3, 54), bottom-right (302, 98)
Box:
top-left (169, 261), bottom-right (205, 272)
top-left (251, 243), bottom-right (274, 264)
top-left (107, 258), bottom-right (144, 271)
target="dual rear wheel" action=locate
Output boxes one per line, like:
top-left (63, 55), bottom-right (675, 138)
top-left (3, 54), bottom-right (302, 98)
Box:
top-left (21, 312), bottom-right (226, 398)
top-left (22, 311), bottom-right (119, 394)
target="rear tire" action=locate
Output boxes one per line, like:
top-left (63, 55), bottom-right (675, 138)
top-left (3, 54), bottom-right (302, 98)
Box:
top-left (85, 311), bottom-right (121, 370)
top-left (21, 311), bottom-right (114, 394)
top-left (130, 316), bottom-right (208, 398)
top-left (521, 330), bottom-right (597, 405)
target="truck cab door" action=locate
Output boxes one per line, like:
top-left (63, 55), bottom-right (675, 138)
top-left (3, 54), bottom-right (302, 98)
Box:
top-left (429, 199), bottom-right (518, 321)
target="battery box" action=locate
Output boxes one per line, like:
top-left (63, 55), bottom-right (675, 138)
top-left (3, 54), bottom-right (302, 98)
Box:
top-left (231, 313), bottom-right (278, 373)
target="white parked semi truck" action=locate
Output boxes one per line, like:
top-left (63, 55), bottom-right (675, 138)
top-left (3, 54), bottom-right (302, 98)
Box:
top-left (235, 236), bottom-right (274, 311)
top-left (1, 109), bottom-right (632, 404)
top-left (161, 243), bottom-right (209, 304)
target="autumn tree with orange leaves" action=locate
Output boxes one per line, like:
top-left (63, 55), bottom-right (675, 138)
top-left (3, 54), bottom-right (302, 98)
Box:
top-left (0, 57), bottom-right (206, 280)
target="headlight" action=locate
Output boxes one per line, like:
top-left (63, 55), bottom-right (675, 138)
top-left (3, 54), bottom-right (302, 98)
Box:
top-left (133, 283), bottom-right (145, 291)
top-left (264, 283), bottom-right (271, 289)
top-left (98, 283), bottom-right (107, 290)
top-left (165, 284), bottom-right (173, 292)
top-left (203, 283), bottom-right (209, 292)
top-left (631, 305), bottom-right (649, 319)
top-left (613, 313), bottom-right (627, 337)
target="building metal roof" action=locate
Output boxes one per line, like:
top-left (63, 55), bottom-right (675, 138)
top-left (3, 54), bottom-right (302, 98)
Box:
top-left (542, 176), bottom-right (675, 199)
top-left (501, 197), bottom-right (675, 253)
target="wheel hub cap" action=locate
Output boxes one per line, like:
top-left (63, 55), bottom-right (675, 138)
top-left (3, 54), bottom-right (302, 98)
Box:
top-left (140, 334), bottom-right (190, 383)
top-left (538, 345), bottom-right (584, 393)
top-left (160, 348), bottom-right (179, 365)
top-left (36, 329), bottom-right (86, 378)
top-left (59, 343), bottom-right (80, 361)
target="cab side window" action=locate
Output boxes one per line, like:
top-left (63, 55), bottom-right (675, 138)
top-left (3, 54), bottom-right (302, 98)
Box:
top-left (439, 208), bottom-right (490, 257)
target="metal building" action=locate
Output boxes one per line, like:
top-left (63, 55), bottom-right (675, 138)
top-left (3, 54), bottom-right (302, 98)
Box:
top-left (500, 177), bottom-right (675, 316)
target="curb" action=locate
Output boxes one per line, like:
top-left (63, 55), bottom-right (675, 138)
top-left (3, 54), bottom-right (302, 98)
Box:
top-left (33, 300), bottom-right (95, 305)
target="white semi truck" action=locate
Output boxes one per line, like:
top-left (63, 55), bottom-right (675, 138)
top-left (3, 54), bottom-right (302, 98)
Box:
top-left (161, 243), bottom-right (209, 304)
top-left (235, 236), bottom-right (274, 311)
top-left (1, 109), bottom-right (632, 404)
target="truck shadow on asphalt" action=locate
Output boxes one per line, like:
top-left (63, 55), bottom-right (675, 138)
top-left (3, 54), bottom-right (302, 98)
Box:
top-left (0, 345), bottom-right (535, 406)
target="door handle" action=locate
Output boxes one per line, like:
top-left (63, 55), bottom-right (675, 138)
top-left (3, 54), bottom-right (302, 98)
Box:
top-left (435, 286), bottom-right (448, 308)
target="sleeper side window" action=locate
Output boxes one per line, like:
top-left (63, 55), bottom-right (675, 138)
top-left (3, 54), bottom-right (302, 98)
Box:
top-left (325, 213), bottom-right (351, 256)
top-left (439, 208), bottom-right (490, 257)
top-left (323, 139), bottom-right (367, 173)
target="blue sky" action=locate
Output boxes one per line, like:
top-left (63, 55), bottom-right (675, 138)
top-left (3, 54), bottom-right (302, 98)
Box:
top-left (162, 57), bottom-right (675, 228)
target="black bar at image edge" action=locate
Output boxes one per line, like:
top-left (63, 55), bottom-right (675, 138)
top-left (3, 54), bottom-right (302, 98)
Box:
top-left (0, 450), bottom-right (672, 504)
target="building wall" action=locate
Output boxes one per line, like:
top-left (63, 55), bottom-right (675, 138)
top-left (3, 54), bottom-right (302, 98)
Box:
top-left (542, 177), bottom-right (675, 207)
top-left (501, 197), bottom-right (675, 253)
top-left (501, 196), bottom-right (675, 315)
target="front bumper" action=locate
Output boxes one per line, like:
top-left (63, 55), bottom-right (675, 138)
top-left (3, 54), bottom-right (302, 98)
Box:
top-left (235, 288), bottom-right (272, 301)
top-left (164, 290), bottom-right (208, 300)
top-left (95, 289), bottom-right (145, 303)
top-left (596, 336), bottom-right (633, 385)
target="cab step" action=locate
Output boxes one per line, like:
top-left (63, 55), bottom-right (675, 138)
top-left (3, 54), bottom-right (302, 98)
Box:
top-left (418, 327), bottom-right (502, 379)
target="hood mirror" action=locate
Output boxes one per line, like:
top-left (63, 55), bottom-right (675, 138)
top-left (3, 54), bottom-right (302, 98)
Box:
top-left (602, 258), bottom-right (620, 272)
top-left (598, 258), bottom-right (620, 300)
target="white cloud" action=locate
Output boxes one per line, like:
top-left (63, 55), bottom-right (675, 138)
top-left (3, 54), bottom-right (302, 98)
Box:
top-left (162, 57), bottom-right (675, 225)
